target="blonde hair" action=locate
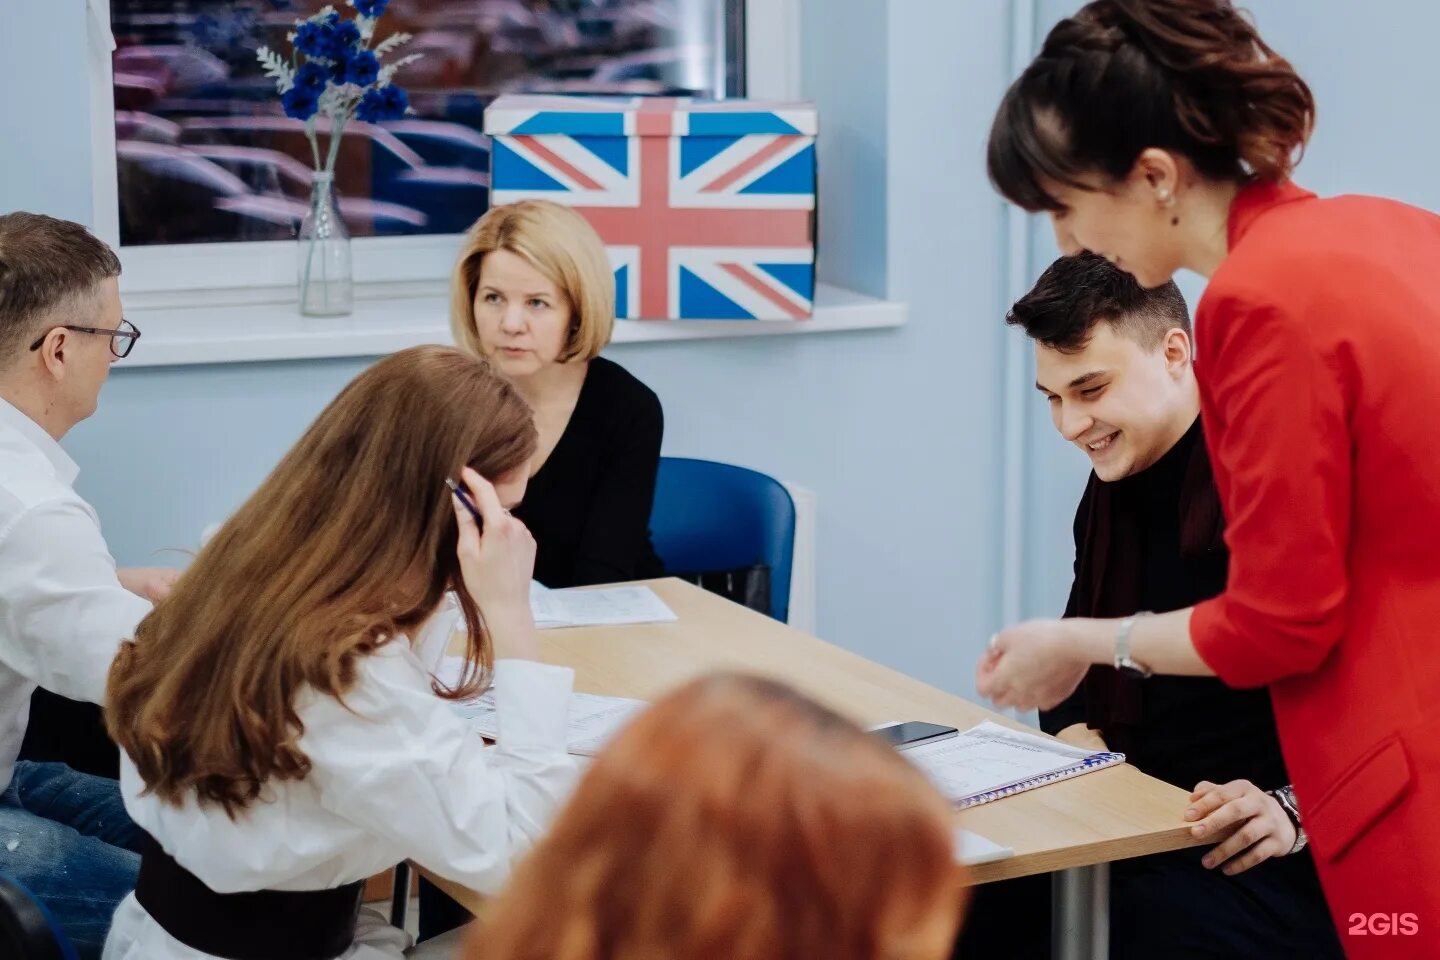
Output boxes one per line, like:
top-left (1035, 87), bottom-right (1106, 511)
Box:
top-left (451, 200), bottom-right (614, 363)
top-left (107, 346), bottom-right (537, 816)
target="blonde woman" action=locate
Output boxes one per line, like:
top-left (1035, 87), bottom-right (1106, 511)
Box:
top-left (449, 199), bottom-right (663, 591)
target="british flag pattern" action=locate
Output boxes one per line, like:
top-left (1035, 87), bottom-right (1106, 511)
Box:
top-left (485, 95), bottom-right (817, 321)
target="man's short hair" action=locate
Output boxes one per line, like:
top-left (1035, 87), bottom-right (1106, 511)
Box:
top-left (1006, 252), bottom-right (1189, 353)
top-left (0, 213), bottom-right (121, 361)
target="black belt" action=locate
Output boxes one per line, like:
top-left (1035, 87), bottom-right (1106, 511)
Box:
top-left (135, 832), bottom-right (365, 960)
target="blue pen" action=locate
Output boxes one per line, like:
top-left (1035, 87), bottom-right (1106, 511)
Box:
top-left (444, 477), bottom-right (485, 531)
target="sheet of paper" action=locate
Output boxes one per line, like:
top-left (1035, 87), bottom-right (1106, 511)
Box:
top-left (902, 720), bottom-right (1103, 804)
top-left (530, 581), bottom-right (677, 629)
top-left (955, 828), bottom-right (1015, 866)
top-left (438, 656), bottom-right (646, 756)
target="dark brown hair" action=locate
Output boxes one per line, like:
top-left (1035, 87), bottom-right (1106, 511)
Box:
top-left (470, 673), bottom-right (967, 960)
top-left (107, 346), bottom-right (537, 815)
top-left (1008, 252), bottom-right (1189, 352)
top-left (988, 0), bottom-right (1315, 212)
top-left (0, 212), bottom-right (121, 359)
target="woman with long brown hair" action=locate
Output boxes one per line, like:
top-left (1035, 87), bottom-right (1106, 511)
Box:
top-left (976, 1), bottom-right (1440, 952)
top-left (469, 672), bottom-right (967, 960)
top-left (102, 346), bottom-right (577, 960)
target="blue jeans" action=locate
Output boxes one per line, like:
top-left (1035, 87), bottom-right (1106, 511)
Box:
top-left (0, 761), bottom-right (142, 960)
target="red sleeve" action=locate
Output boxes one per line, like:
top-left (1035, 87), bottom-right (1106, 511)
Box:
top-left (1190, 283), bottom-right (1354, 687)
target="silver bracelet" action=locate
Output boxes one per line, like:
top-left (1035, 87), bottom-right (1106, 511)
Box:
top-left (1269, 785), bottom-right (1308, 855)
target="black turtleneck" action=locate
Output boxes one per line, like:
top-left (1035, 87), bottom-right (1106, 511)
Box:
top-left (1042, 417), bottom-right (1290, 793)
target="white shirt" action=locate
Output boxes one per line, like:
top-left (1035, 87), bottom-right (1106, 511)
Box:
top-left (0, 397), bottom-right (150, 792)
top-left (103, 618), bottom-right (579, 960)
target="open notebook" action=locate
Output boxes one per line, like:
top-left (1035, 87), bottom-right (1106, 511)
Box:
top-left (903, 721), bottom-right (1124, 808)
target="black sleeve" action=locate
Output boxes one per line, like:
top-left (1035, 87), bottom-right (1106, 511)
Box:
top-left (1039, 500), bottom-right (1089, 736)
top-left (566, 384), bottom-right (664, 586)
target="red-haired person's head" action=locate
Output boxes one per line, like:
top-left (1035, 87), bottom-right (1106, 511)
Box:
top-left (988, 0), bottom-right (1315, 287)
top-left (470, 672), bottom-right (967, 960)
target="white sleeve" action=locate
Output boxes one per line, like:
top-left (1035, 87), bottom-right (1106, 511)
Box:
top-left (0, 501), bottom-right (151, 704)
top-left (303, 651), bottom-right (578, 893)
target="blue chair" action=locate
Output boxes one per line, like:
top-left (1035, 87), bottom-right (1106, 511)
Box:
top-left (0, 875), bottom-right (77, 960)
top-left (649, 458), bottom-right (797, 622)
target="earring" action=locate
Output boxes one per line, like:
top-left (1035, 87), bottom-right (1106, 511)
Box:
top-left (1157, 188), bottom-right (1174, 205)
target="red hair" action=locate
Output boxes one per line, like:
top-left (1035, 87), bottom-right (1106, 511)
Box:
top-left (471, 672), bottom-right (967, 960)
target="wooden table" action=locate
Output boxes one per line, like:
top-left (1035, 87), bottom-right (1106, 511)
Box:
top-left (427, 578), bottom-right (1202, 955)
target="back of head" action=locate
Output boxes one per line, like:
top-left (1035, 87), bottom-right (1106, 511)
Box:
top-left (472, 673), bottom-right (966, 960)
top-left (1008, 252), bottom-right (1189, 352)
top-left (0, 212), bottom-right (120, 371)
top-left (107, 345), bottom-right (537, 814)
top-left (451, 199), bottom-right (615, 362)
top-left (988, 0), bottom-right (1315, 211)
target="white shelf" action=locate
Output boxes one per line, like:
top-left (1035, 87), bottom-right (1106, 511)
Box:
top-left (119, 282), bottom-right (906, 369)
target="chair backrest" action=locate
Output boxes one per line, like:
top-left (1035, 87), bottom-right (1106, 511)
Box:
top-left (0, 875), bottom-right (77, 960)
top-left (649, 457), bottom-right (796, 622)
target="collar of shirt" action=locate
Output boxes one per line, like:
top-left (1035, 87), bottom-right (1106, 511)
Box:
top-left (0, 396), bottom-right (79, 486)
top-left (1227, 179), bottom-right (1318, 250)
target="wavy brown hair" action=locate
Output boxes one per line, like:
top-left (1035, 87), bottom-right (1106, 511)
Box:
top-left (470, 673), bottom-right (968, 960)
top-left (988, 0), bottom-right (1315, 212)
top-left (107, 346), bottom-right (537, 815)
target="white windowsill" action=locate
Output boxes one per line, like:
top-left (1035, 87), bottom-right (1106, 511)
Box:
top-left (118, 282), bottom-right (906, 368)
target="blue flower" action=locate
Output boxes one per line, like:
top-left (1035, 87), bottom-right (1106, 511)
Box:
top-left (293, 61), bottom-right (328, 94)
top-left (293, 19), bottom-right (330, 57)
top-left (354, 0), bottom-right (391, 16)
top-left (356, 84), bottom-right (409, 122)
top-left (281, 85), bottom-right (320, 120)
top-left (343, 49), bottom-right (380, 87)
top-left (327, 19), bottom-right (361, 57)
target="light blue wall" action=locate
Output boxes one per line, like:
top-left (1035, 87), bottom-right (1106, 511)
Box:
top-left (0, 3), bottom-right (93, 224)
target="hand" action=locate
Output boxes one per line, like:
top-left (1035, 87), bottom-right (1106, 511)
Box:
top-left (1055, 723), bottom-right (1108, 752)
top-left (1185, 779), bottom-right (1297, 876)
top-left (976, 619), bottom-right (1092, 711)
top-left (117, 567), bottom-right (182, 604)
top-left (451, 466), bottom-right (539, 662)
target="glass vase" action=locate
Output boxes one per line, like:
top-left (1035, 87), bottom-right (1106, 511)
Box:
top-left (297, 172), bottom-right (353, 317)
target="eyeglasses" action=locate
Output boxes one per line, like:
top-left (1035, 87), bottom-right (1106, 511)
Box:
top-left (29, 318), bottom-right (142, 359)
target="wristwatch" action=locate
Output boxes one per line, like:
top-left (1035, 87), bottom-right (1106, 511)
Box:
top-left (1269, 785), bottom-right (1308, 855)
top-left (1113, 612), bottom-right (1153, 679)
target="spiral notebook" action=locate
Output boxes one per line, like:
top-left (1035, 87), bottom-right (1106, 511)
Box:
top-left (903, 721), bottom-right (1125, 808)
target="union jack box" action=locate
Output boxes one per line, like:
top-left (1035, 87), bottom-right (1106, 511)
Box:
top-left (484, 95), bottom-right (817, 321)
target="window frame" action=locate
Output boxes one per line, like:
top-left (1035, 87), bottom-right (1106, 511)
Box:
top-left (90, 0), bottom-right (803, 299)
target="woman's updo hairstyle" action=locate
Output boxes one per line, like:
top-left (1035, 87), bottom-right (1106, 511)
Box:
top-left (988, 0), bottom-right (1314, 212)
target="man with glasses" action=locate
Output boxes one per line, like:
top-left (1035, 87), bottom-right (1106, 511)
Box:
top-left (0, 212), bottom-right (177, 957)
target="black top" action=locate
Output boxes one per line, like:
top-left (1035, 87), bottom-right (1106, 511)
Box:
top-left (1041, 417), bottom-right (1290, 792)
top-left (513, 356), bottom-right (665, 588)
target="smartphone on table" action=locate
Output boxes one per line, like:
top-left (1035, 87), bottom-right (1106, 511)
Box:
top-left (872, 721), bottom-right (960, 751)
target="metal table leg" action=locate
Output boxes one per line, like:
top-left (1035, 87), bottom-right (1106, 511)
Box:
top-left (1052, 863), bottom-right (1109, 959)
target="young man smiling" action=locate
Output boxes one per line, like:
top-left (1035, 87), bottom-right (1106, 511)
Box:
top-left (1008, 253), bottom-right (1340, 958)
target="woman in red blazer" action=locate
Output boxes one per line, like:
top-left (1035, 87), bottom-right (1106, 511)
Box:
top-left (976, 1), bottom-right (1440, 953)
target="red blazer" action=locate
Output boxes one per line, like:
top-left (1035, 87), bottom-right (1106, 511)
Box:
top-left (1190, 180), bottom-right (1440, 953)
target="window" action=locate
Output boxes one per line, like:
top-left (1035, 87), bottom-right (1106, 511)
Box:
top-left (109, 0), bottom-right (747, 249)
